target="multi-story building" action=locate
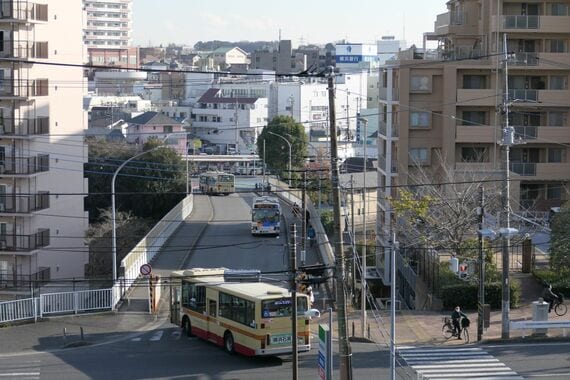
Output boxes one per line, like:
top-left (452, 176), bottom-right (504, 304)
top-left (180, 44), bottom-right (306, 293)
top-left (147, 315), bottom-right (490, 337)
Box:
top-left (0, 1), bottom-right (88, 293)
top-left (83, 0), bottom-right (135, 68)
top-left (375, 0), bottom-right (570, 292)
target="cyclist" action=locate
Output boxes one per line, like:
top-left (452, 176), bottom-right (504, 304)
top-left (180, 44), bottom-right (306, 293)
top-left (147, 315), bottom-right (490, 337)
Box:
top-left (451, 306), bottom-right (468, 340)
top-left (542, 283), bottom-right (559, 313)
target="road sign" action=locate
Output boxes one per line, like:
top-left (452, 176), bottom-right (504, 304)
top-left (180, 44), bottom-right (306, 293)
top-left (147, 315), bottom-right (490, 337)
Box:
top-left (140, 263), bottom-right (152, 276)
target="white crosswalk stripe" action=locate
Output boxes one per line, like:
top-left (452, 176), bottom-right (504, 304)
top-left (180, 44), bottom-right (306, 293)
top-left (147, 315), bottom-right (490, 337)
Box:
top-left (131, 329), bottom-right (187, 343)
top-left (0, 359), bottom-right (41, 379)
top-left (398, 347), bottom-right (523, 380)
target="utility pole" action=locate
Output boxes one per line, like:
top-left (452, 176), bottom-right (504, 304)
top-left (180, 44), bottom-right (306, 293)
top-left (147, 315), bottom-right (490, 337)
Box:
top-left (350, 175), bottom-right (356, 304)
top-left (360, 117), bottom-right (368, 337)
top-left (327, 67), bottom-right (352, 380)
top-left (263, 139), bottom-right (266, 185)
top-left (302, 171), bottom-right (307, 266)
top-left (390, 232), bottom-right (397, 380)
top-left (234, 97), bottom-right (239, 154)
top-left (477, 186), bottom-right (485, 342)
top-left (501, 33), bottom-right (512, 340)
top-left (290, 223), bottom-right (298, 380)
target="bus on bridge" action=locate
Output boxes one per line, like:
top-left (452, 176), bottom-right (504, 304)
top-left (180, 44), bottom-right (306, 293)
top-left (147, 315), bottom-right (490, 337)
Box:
top-left (171, 268), bottom-right (315, 356)
top-left (251, 196), bottom-right (281, 236)
top-left (198, 172), bottom-right (235, 195)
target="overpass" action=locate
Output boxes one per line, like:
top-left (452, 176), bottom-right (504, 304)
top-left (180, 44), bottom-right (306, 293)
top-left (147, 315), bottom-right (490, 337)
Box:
top-left (185, 154), bottom-right (263, 175)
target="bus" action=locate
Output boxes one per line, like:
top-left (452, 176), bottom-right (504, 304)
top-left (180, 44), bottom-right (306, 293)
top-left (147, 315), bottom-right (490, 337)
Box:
top-left (199, 171), bottom-right (235, 195)
top-left (251, 196), bottom-right (281, 236)
top-left (170, 268), bottom-right (317, 356)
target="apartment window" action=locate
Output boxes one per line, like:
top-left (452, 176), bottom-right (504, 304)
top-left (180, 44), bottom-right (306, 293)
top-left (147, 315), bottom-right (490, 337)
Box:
top-left (548, 148), bottom-right (564, 163)
top-left (549, 76), bottom-right (568, 90)
top-left (163, 125), bottom-right (173, 133)
top-left (461, 147), bottom-right (488, 162)
top-left (548, 111), bottom-right (566, 126)
top-left (547, 184), bottom-right (562, 199)
top-left (461, 111), bottom-right (486, 126)
top-left (410, 76), bottom-right (431, 91)
top-left (463, 75), bottom-right (487, 89)
top-left (409, 148), bottom-right (429, 164)
top-left (549, 39), bottom-right (567, 53)
top-left (410, 112), bottom-right (430, 128)
top-left (551, 3), bottom-right (569, 15)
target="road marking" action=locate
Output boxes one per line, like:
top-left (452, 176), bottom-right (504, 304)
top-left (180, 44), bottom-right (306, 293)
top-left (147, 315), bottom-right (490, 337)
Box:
top-left (0, 373), bottom-right (40, 377)
top-left (130, 337), bottom-right (142, 342)
top-left (398, 346), bottom-right (523, 380)
top-left (525, 374), bottom-right (570, 378)
top-left (149, 331), bottom-right (164, 341)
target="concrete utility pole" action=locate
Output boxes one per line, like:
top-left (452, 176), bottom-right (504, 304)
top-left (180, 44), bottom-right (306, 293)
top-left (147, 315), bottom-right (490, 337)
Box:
top-left (350, 175), bottom-right (356, 304)
top-left (302, 171), bottom-right (307, 265)
top-left (290, 223), bottom-right (298, 380)
top-left (360, 117), bottom-right (368, 337)
top-left (477, 186), bottom-right (485, 342)
top-left (501, 33), bottom-right (512, 340)
top-left (234, 97), bottom-right (239, 154)
top-left (390, 232), bottom-right (397, 380)
top-left (327, 67), bottom-right (353, 380)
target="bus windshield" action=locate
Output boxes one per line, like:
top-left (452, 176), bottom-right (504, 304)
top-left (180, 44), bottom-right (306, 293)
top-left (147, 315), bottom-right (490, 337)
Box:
top-left (261, 297), bottom-right (308, 318)
top-left (252, 208), bottom-right (280, 224)
top-left (218, 175), bottom-right (234, 183)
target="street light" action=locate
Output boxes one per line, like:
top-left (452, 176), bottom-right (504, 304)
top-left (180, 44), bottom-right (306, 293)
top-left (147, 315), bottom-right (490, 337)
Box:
top-left (267, 131), bottom-right (292, 186)
top-left (111, 133), bottom-right (189, 281)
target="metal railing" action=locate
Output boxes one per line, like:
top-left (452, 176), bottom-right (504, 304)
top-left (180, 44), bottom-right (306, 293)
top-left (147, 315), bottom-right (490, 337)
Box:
top-left (0, 1), bottom-right (48, 22)
top-left (514, 126), bottom-right (537, 139)
top-left (0, 229), bottom-right (50, 252)
top-left (0, 40), bottom-right (48, 59)
top-left (378, 121), bottom-right (399, 138)
top-left (503, 15), bottom-right (540, 29)
top-left (509, 52), bottom-right (539, 66)
top-left (0, 79), bottom-right (49, 98)
top-left (510, 162), bottom-right (537, 176)
top-left (508, 89), bottom-right (538, 102)
top-left (0, 191), bottom-right (49, 213)
top-left (0, 288), bottom-right (116, 324)
top-left (0, 154), bottom-right (49, 175)
top-left (0, 117), bottom-right (49, 136)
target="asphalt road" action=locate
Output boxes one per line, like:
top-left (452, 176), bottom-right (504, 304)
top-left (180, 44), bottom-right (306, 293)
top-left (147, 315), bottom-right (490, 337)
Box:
top-left (0, 324), bottom-right (390, 379)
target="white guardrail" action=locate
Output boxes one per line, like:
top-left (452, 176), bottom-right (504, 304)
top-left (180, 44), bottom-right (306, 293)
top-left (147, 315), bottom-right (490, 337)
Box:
top-left (117, 195), bottom-right (193, 305)
top-left (0, 195), bottom-right (194, 325)
top-left (268, 178), bottom-right (334, 269)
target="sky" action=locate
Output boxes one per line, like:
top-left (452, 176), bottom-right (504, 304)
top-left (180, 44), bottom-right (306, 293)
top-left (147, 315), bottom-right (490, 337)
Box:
top-left (132, 0), bottom-right (447, 49)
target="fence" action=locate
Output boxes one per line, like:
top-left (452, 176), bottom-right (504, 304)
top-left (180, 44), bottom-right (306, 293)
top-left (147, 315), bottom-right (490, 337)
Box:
top-left (0, 287), bottom-right (117, 324)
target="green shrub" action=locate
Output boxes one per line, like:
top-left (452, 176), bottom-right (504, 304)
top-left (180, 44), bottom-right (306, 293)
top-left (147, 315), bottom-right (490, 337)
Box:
top-left (320, 210), bottom-right (334, 236)
top-left (440, 281), bottom-right (520, 310)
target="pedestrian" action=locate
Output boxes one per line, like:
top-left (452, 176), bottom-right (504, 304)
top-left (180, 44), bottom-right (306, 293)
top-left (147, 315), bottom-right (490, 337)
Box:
top-left (306, 286), bottom-right (315, 307)
top-left (308, 225), bottom-right (316, 247)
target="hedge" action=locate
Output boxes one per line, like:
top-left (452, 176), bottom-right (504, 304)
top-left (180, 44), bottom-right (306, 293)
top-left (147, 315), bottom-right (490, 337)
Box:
top-left (440, 281), bottom-right (521, 310)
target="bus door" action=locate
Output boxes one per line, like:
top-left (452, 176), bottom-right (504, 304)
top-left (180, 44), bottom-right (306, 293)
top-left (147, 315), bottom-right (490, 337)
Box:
top-left (207, 298), bottom-right (218, 342)
top-left (170, 286), bottom-right (180, 325)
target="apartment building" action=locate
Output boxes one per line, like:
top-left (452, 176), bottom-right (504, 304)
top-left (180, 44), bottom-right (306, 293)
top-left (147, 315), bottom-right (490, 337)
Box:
top-left (0, 1), bottom-right (88, 293)
top-left (375, 0), bottom-right (570, 287)
top-left (83, 0), bottom-right (136, 68)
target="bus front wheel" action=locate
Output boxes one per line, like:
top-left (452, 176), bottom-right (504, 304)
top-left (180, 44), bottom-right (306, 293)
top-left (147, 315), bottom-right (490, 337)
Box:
top-left (224, 331), bottom-right (235, 354)
top-left (182, 317), bottom-right (193, 337)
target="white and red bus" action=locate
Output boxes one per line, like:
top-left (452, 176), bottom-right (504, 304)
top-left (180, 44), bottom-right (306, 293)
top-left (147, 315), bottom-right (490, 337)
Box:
top-left (171, 268), bottom-right (318, 356)
top-left (251, 196), bottom-right (281, 236)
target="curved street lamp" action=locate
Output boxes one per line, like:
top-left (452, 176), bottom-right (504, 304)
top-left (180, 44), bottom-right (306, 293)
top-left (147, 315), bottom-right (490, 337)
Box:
top-left (267, 131), bottom-right (292, 186)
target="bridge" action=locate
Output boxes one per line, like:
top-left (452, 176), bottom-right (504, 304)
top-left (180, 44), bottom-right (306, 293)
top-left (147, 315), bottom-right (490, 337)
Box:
top-left (185, 154), bottom-right (263, 175)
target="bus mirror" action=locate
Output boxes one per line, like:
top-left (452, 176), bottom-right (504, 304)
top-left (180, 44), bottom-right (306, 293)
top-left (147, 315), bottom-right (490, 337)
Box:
top-left (304, 309), bottom-right (321, 319)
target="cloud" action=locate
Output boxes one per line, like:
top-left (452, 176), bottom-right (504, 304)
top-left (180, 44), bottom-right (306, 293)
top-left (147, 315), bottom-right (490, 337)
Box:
top-left (201, 12), bottom-right (228, 29)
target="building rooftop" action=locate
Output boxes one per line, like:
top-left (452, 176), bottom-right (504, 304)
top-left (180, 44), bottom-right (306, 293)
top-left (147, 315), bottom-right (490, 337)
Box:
top-left (197, 88), bottom-right (258, 105)
top-left (128, 111), bottom-right (182, 125)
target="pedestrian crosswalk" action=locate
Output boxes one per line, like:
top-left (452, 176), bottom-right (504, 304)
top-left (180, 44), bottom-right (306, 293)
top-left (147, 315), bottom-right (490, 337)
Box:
top-left (398, 346), bottom-right (523, 379)
top-left (0, 358), bottom-right (41, 379)
top-left (130, 328), bottom-right (188, 343)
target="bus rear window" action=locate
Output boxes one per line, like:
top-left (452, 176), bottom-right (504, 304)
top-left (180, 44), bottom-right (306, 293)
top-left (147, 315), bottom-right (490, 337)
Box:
top-left (261, 297), bottom-right (308, 318)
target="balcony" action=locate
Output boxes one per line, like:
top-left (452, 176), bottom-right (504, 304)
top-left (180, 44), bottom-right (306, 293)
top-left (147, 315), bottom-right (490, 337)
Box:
top-left (0, 266), bottom-right (49, 288)
top-left (378, 155), bottom-right (398, 174)
top-left (513, 126), bottom-right (537, 140)
top-left (0, 79), bottom-right (49, 99)
top-left (0, 1), bottom-right (48, 23)
top-left (0, 191), bottom-right (49, 214)
top-left (507, 89), bottom-right (538, 102)
top-left (503, 15), bottom-right (539, 29)
top-left (0, 228), bottom-right (50, 253)
top-left (457, 89), bottom-right (498, 106)
top-left (510, 162), bottom-right (536, 176)
top-left (0, 154), bottom-right (49, 175)
top-left (455, 125), bottom-right (496, 143)
top-left (378, 121), bottom-right (399, 139)
top-left (0, 40), bottom-right (48, 59)
top-left (495, 15), bottom-right (570, 33)
top-left (508, 52), bottom-right (539, 66)
top-left (537, 90), bottom-right (570, 106)
top-left (379, 87), bottom-right (399, 102)
top-left (0, 116), bottom-right (49, 137)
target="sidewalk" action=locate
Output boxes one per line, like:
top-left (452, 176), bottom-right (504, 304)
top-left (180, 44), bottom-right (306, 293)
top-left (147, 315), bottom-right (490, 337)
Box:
top-left (311, 273), bottom-right (570, 345)
top-left (0, 311), bottom-right (164, 356)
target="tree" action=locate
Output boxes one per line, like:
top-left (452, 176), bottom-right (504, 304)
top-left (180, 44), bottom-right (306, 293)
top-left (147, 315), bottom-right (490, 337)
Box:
top-left (85, 138), bottom-right (186, 222)
top-left (257, 116), bottom-right (307, 181)
top-left (550, 202), bottom-right (570, 273)
top-left (389, 152), bottom-right (502, 256)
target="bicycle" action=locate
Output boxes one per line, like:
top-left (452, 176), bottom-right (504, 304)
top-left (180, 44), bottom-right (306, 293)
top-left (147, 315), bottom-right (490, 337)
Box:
top-left (442, 317), bottom-right (470, 343)
top-left (551, 294), bottom-right (567, 317)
